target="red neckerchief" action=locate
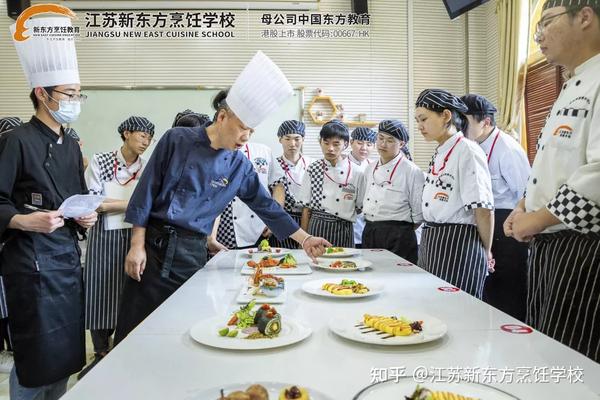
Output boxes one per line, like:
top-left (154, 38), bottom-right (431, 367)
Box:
top-left (323, 157), bottom-right (351, 187)
top-left (373, 153), bottom-right (404, 186)
top-left (113, 151), bottom-right (142, 185)
top-left (431, 136), bottom-right (463, 176)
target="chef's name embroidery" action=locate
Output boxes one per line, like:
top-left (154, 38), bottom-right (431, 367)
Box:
top-left (556, 96), bottom-right (591, 119)
top-left (435, 173), bottom-right (455, 191)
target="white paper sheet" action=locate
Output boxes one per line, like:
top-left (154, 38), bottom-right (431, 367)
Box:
top-left (59, 194), bottom-right (105, 219)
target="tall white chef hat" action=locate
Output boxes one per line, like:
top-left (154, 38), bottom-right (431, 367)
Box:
top-left (11, 17), bottom-right (80, 88)
top-left (227, 51), bottom-right (293, 129)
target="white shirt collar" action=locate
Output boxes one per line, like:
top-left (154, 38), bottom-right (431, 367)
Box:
top-left (117, 147), bottom-right (141, 168)
top-left (379, 151), bottom-right (403, 166)
top-left (283, 154), bottom-right (303, 167)
top-left (323, 156), bottom-right (347, 168)
top-left (574, 52), bottom-right (600, 76)
top-left (436, 132), bottom-right (464, 153)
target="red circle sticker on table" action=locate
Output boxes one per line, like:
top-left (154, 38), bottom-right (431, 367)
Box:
top-left (437, 286), bottom-right (460, 292)
top-left (500, 324), bottom-right (533, 334)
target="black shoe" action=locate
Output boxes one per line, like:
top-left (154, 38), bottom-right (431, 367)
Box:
top-left (77, 353), bottom-right (104, 380)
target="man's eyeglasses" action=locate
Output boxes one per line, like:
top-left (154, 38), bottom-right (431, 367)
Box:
top-left (534, 10), bottom-right (570, 42)
top-left (134, 131), bottom-right (156, 144)
top-left (52, 89), bottom-right (88, 104)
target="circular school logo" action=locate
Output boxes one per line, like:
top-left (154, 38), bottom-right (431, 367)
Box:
top-left (500, 324), bottom-right (533, 334)
top-left (437, 286), bottom-right (460, 292)
top-left (253, 157), bottom-right (268, 174)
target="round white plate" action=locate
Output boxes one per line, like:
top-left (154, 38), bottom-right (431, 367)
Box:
top-left (190, 315), bottom-right (311, 350)
top-left (353, 376), bottom-right (520, 399)
top-left (311, 258), bottom-right (372, 271)
top-left (302, 278), bottom-right (384, 299)
top-left (245, 247), bottom-right (289, 257)
top-left (329, 311), bottom-right (447, 346)
top-left (320, 247), bottom-right (361, 258)
top-left (193, 381), bottom-right (335, 400)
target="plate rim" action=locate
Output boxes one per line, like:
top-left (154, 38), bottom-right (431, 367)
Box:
top-left (352, 375), bottom-right (521, 400)
top-left (311, 258), bottom-right (373, 271)
top-left (328, 312), bottom-right (447, 346)
top-left (301, 278), bottom-right (384, 299)
top-left (320, 247), bottom-right (361, 258)
top-left (193, 380), bottom-right (336, 400)
top-left (190, 315), bottom-right (311, 350)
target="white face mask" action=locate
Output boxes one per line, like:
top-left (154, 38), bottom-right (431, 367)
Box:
top-left (44, 91), bottom-right (81, 124)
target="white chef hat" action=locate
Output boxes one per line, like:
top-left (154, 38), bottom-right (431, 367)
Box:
top-left (11, 17), bottom-right (80, 88)
top-left (227, 51), bottom-right (293, 129)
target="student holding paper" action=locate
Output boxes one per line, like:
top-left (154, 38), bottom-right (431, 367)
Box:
top-left (78, 116), bottom-right (154, 378)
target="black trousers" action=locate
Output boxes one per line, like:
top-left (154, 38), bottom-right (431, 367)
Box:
top-left (362, 220), bottom-right (417, 264)
top-left (482, 209), bottom-right (528, 321)
top-left (114, 220), bottom-right (207, 345)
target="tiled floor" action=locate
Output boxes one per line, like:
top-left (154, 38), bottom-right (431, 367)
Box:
top-left (0, 332), bottom-right (97, 399)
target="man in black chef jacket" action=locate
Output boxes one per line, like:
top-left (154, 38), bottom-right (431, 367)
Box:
top-left (0, 16), bottom-right (97, 399)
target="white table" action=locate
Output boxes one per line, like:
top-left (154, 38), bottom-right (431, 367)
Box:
top-left (63, 249), bottom-right (600, 399)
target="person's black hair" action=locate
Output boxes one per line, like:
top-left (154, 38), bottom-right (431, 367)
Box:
top-left (566, 4), bottom-right (600, 19)
top-left (469, 112), bottom-right (496, 126)
top-left (29, 86), bottom-right (56, 110)
top-left (174, 113), bottom-right (211, 128)
top-left (212, 89), bottom-right (230, 122)
top-left (319, 119), bottom-right (350, 142)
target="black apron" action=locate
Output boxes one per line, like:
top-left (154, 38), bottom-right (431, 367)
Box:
top-left (114, 219), bottom-right (207, 345)
top-left (527, 230), bottom-right (600, 362)
top-left (418, 223), bottom-right (488, 299)
top-left (308, 210), bottom-right (354, 248)
top-left (362, 220), bottom-right (418, 264)
top-left (482, 209), bottom-right (528, 321)
top-left (2, 226), bottom-right (85, 387)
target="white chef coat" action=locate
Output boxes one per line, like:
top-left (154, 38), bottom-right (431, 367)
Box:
top-left (269, 154), bottom-right (312, 214)
top-left (85, 148), bottom-right (146, 196)
top-left (362, 151), bottom-right (425, 224)
top-left (422, 132), bottom-right (494, 224)
top-left (479, 127), bottom-right (530, 210)
top-left (526, 53), bottom-right (600, 234)
top-left (231, 142), bottom-right (275, 247)
top-left (299, 156), bottom-right (365, 223)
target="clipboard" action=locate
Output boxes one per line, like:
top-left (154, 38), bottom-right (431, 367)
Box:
top-left (103, 181), bottom-right (138, 230)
